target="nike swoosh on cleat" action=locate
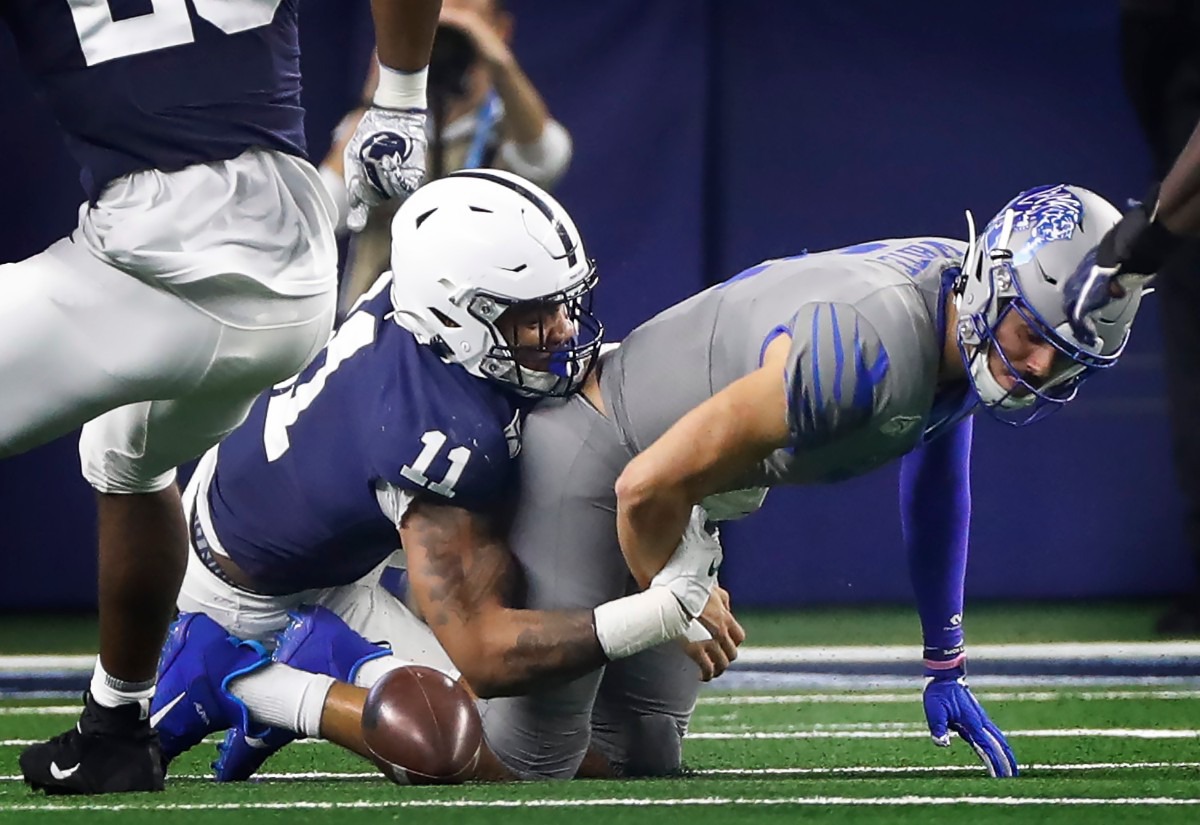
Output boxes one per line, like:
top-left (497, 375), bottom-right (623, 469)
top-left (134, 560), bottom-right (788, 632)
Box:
top-left (149, 692), bottom-right (187, 728)
top-left (49, 761), bottom-right (80, 780)
top-left (243, 736), bottom-right (270, 749)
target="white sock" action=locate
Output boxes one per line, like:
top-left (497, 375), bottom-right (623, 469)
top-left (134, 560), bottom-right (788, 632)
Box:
top-left (90, 658), bottom-right (155, 713)
top-left (351, 654), bottom-right (410, 689)
top-left (227, 663), bottom-right (334, 738)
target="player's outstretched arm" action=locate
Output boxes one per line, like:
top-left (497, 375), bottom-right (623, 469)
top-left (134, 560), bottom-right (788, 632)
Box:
top-left (614, 335), bottom-right (792, 590)
top-left (343, 0), bottom-right (443, 231)
top-left (371, 0), bottom-right (441, 73)
top-left (400, 499), bottom-right (742, 697)
top-left (899, 419), bottom-right (1018, 778)
top-left (1064, 121), bottom-right (1200, 330)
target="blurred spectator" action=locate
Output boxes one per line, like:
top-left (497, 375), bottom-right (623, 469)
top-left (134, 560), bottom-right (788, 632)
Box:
top-left (1119, 0), bottom-right (1200, 634)
top-left (322, 0), bottom-right (573, 313)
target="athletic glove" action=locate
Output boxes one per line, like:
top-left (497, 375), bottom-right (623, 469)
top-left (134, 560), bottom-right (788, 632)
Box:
top-left (1063, 186), bottom-right (1178, 344)
top-left (923, 667), bottom-right (1018, 778)
top-left (343, 107), bottom-right (428, 232)
top-left (649, 506), bottom-right (721, 619)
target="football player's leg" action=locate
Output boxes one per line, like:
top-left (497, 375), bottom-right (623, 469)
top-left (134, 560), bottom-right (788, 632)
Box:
top-left (477, 395), bottom-right (633, 779)
top-left (587, 641), bottom-right (701, 778)
top-left (0, 237), bottom-right (221, 457)
top-left (79, 296), bottom-right (333, 685)
top-left (22, 301), bottom-right (334, 791)
top-left (216, 572), bottom-right (459, 782)
top-left (320, 560), bottom-right (460, 679)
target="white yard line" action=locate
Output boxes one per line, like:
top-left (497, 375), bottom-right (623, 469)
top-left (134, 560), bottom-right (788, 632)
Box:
top-left (686, 728), bottom-right (1200, 740)
top-left (0, 728), bottom-right (1194, 749)
top-left (4, 795), bottom-right (1200, 811)
top-left (1, 760), bottom-right (1193, 783)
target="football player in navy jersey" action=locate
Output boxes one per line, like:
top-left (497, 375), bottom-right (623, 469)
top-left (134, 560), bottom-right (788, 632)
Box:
top-left (4, 0), bottom-right (444, 796)
top-left (142, 168), bottom-right (692, 782)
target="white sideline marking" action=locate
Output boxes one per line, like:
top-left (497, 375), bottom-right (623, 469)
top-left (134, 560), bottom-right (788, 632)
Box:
top-left (698, 689), bottom-right (1200, 705)
top-left (3, 641), bottom-right (1200, 674)
top-left (4, 795), bottom-right (1200, 811)
top-left (0, 656), bottom-right (92, 672)
top-left (0, 688), bottom-right (1190, 718)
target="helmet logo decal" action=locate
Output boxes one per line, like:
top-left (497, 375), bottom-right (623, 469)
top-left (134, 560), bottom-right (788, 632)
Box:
top-left (984, 184), bottom-right (1084, 264)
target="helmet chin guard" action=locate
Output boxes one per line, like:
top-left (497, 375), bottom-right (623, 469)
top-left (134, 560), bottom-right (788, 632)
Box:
top-left (952, 184), bottom-right (1144, 426)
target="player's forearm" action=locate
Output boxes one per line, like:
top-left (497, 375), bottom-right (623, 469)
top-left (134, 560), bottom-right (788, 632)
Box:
top-left (371, 0), bottom-right (441, 72)
top-left (1157, 122), bottom-right (1200, 238)
top-left (465, 609), bottom-right (606, 698)
top-left (615, 470), bottom-right (695, 588)
top-left (899, 419), bottom-right (972, 670)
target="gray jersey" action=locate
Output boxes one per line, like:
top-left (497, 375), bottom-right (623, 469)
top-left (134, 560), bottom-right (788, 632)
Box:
top-left (480, 238), bottom-right (972, 778)
top-left (600, 237), bottom-right (968, 490)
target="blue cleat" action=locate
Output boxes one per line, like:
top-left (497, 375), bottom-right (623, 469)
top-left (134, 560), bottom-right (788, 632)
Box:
top-left (149, 613), bottom-right (269, 769)
top-left (213, 606), bottom-right (391, 781)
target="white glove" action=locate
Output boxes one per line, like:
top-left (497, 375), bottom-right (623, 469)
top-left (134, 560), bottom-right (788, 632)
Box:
top-left (343, 107), bottom-right (428, 232)
top-left (650, 506), bottom-right (721, 619)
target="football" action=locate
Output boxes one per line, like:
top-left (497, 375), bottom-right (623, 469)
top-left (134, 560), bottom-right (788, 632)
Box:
top-left (361, 665), bottom-right (483, 785)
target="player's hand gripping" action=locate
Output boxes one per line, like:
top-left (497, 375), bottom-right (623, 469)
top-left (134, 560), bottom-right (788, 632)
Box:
top-left (923, 669), bottom-right (1019, 778)
top-left (682, 586), bottom-right (745, 681)
top-left (343, 106), bottom-right (428, 232)
top-left (1063, 189), bottom-right (1175, 343)
top-left (650, 506), bottom-right (722, 620)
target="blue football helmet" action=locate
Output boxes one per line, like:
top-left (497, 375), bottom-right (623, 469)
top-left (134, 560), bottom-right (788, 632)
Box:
top-left (952, 184), bottom-right (1144, 425)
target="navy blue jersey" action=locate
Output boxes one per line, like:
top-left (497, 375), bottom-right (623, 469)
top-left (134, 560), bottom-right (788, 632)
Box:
top-left (204, 277), bottom-right (523, 592)
top-left (1, 0), bottom-right (306, 199)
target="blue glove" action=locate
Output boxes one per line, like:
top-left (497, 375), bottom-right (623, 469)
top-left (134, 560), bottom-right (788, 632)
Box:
top-left (923, 671), bottom-right (1018, 778)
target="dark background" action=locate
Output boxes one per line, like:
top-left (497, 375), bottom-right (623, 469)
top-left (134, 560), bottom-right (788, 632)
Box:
top-left (0, 1), bottom-right (1180, 610)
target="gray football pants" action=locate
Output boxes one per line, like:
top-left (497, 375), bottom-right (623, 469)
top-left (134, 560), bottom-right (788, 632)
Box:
top-left (477, 394), bottom-right (701, 780)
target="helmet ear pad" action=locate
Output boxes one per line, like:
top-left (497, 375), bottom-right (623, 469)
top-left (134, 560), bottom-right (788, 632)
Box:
top-left (386, 170), bottom-right (604, 397)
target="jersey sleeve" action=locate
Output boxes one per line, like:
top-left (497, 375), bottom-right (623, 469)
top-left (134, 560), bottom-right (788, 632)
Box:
top-left (784, 302), bottom-right (892, 448)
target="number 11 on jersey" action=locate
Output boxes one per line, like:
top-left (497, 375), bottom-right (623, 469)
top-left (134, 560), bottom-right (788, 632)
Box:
top-left (400, 431), bottom-right (472, 499)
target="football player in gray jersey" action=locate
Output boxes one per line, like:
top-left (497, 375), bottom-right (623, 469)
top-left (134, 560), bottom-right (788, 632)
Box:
top-left (204, 183), bottom-right (1145, 784)
top-left (583, 183), bottom-right (1143, 779)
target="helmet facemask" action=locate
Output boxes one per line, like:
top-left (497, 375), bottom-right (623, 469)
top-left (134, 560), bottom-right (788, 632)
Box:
top-left (471, 264), bottom-right (604, 398)
top-left (954, 187), bottom-right (1127, 426)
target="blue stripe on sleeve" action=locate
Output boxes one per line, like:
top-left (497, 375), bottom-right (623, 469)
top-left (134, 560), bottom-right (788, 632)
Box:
top-left (810, 305), bottom-right (823, 412)
top-left (829, 304), bottom-right (845, 404)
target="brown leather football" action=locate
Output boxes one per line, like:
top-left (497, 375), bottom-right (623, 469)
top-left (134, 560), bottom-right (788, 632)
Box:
top-left (361, 665), bottom-right (482, 785)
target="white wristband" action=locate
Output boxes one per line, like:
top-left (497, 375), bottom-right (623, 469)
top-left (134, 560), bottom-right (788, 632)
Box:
top-left (593, 587), bottom-right (690, 661)
top-left (373, 63), bottom-right (428, 111)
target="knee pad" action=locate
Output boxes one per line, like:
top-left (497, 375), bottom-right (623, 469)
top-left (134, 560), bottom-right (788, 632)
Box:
top-left (622, 713), bottom-right (684, 778)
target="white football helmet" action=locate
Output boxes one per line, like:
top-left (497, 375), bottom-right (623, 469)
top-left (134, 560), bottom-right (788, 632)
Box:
top-left (388, 169), bottom-right (603, 397)
top-left (953, 183), bottom-right (1144, 425)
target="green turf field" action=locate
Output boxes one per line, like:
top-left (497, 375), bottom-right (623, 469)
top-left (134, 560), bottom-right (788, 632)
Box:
top-left (0, 602), bottom-right (1195, 823)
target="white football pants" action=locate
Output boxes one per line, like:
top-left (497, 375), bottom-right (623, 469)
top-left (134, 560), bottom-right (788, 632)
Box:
top-left (0, 149), bottom-right (338, 492)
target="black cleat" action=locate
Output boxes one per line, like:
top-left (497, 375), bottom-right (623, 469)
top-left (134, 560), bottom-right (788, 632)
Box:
top-left (20, 692), bottom-right (165, 795)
